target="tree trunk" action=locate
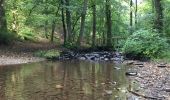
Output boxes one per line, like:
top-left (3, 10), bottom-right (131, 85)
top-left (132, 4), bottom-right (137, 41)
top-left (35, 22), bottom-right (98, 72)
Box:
top-left (105, 0), bottom-right (112, 47)
top-left (135, 0), bottom-right (137, 27)
top-left (130, 0), bottom-right (133, 33)
top-left (152, 0), bottom-right (155, 13)
top-left (44, 20), bottom-right (48, 39)
top-left (77, 0), bottom-right (88, 46)
top-left (92, 0), bottom-right (96, 48)
top-left (65, 0), bottom-right (72, 42)
top-left (51, 4), bottom-right (60, 43)
top-left (0, 0), bottom-right (7, 31)
top-left (51, 21), bottom-right (55, 42)
top-left (61, 0), bottom-right (67, 45)
top-left (154, 0), bottom-right (163, 33)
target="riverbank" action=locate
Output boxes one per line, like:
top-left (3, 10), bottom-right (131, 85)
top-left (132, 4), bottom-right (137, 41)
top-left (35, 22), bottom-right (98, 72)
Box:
top-left (0, 41), bottom-right (58, 66)
top-left (0, 43), bottom-right (170, 99)
top-left (125, 60), bottom-right (170, 100)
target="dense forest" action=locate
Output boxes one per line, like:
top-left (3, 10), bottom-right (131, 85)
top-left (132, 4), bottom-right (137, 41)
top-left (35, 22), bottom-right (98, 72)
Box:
top-left (0, 0), bottom-right (170, 59)
top-left (0, 0), bottom-right (170, 100)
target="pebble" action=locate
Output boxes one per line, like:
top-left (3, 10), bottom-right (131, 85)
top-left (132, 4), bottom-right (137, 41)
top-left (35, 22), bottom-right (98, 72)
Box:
top-left (125, 72), bottom-right (137, 76)
top-left (104, 90), bottom-right (113, 95)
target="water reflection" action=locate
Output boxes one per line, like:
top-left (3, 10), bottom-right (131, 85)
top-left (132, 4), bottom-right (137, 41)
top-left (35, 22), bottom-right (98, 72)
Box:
top-left (0, 60), bottom-right (128, 100)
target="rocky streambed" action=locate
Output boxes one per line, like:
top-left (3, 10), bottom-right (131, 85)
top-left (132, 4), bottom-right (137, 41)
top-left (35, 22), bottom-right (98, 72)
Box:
top-left (125, 60), bottom-right (170, 100)
top-left (55, 51), bottom-right (123, 63)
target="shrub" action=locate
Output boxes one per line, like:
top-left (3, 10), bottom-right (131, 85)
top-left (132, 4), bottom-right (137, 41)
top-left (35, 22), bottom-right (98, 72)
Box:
top-left (122, 29), bottom-right (169, 59)
top-left (0, 30), bottom-right (16, 44)
top-left (18, 27), bottom-right (36, 41)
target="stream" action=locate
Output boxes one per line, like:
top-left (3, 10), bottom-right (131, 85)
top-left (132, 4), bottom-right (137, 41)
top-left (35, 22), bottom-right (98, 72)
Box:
top-left (0, 60), bottom-right (129, 100)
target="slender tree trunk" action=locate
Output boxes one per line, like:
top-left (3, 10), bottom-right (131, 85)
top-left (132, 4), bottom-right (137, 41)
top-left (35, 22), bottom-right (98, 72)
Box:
top-left (44, 20), bottom-right (48, 39)
top-left (105, 0), bottom-right (112, 47)
top-left (154, 0), bottom-right (163, 33)
top-left (65, 0), bottom-right (72, 42)
top-left (51, 4), bottom-right (60, 43)
top-left (0, 0), bottom-right (7, 31)
top-left (61, 0), bottom-right (67, 45)
top-left (92, 0), bottom-right (96, 48)
top-left (152, 0), bottom-right (155, 13)
top-left (77, 0), bottom-right (88, 46)
top-left (71, 15), bottom-right (81, 33)
top-left (44, 0), bottom-right (49, 39)
top-left (130, 0), bottom-right (133, 33)
top-left (11, 1), bottom-right (18, 33)
top-left (135, 0), bottom-right (137, 27)
top-left (71, 15), bottom-right (81, 42)
top-left (51, 21), bottom-right (55, 42)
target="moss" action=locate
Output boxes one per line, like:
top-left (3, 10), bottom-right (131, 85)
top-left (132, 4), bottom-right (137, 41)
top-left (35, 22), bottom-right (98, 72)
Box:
top-left (34, 49), bottom-right (60, 59)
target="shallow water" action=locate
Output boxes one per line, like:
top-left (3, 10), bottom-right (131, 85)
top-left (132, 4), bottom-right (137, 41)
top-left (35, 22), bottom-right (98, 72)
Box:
top-left (0, 60), bottom-right (128, 100)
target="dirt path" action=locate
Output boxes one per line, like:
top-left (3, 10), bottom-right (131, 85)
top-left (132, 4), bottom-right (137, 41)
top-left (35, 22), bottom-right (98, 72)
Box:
top-left (0, 41), bottom-right (59, 66)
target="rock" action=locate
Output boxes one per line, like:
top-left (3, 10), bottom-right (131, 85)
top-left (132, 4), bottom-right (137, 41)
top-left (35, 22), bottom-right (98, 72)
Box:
top-left (56, 85), bottom-right (63, 89)
top-left (125, 72), bottom-right (137, 76)
top-left (157, 64), bottom-right (167, 68)
top-left (163, 88), bottom-right (170, 92)
top-left (114, 67), bottom-right (121, 70)
top-left (104, 58), bottom-right (109, 61)
top-left (134, 63), bottom-right (143, 66)
top-left (57, 51), bottom-right (124, 62)
top-left (111, 81), bottom-right (117, 85)
top-left (104, 90), bottom-right (112, 95)
top-left (126, 61), bottom-right (135, 65)
top-left (138, 65), bottom-right (144, 67)
top-left (79, 57), bottom-right (86, 60)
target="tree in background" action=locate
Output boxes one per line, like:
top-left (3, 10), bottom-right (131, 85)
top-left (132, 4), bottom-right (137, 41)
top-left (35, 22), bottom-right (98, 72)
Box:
top-left (61, 0), bottom-right (67, 45)
top-left (135, 0), bottom-right (137, 27)
top-left (130, 0), bottom-right (133, 33)
top-left (105, 0), bottom-right (112, 47)
top-left (65, 0), bottom-right (72, 42)
top-left (77, 0), bottom-right (88, 46)
top-left (92, 0), bottom-right (96, 48)
top-left (0, 0), bottom-right (7, 31)
top-left (154, 0), bottom-right (164, 33)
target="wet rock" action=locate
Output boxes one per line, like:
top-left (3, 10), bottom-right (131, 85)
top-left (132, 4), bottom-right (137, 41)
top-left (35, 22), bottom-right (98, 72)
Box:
top-left (79, 57), bottom-right (86, 60)
top-left (56, 85), bottom-right (63, 89)
top-left (57, 51), bottom-right (124, 62)
top-left (104, 58), bottom-right (109, 61)
top-left (138, 65), bottom-right (144, 67)
top-left (126, 61), bottom-right (135, 65)
top-left (104, 90), bottom-right (113, 95)
top-left (163, 88), bottom-right (170, 92)
top-left (134, 63), bottom-right (143, 66)
top-left (157, 64), bottom-right (167, 68)
top-left (125, 72), bottom-right (137, 76)
top-left (114, 67), bottom-right (121, 70)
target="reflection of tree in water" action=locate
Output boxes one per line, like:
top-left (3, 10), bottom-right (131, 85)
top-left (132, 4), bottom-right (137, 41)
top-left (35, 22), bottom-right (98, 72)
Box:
top-left (91, 63), bottom-right (96, 100)
top-left (0, 67), bottom-right (6, 100)
top-left (60, 61), bottom-right (82, 100)
top-left (104, 63), bottom-right (112, 100)
top-left (0, 61), bottom-right (128, 100)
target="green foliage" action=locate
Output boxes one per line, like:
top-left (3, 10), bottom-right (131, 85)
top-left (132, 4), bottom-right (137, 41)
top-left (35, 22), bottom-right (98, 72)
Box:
top-left (34, 49), bottom-right (60, 59)
top-left (18, 27), bottom-right (36, 41)
top-left (122, 29), bottom-right (169, 59)
top-left (0, 30), bottom-right (16, 44)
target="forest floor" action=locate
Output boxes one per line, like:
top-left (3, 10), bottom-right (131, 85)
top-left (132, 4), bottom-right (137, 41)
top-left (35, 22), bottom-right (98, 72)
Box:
top-left (125, 60), bottom-right (170, 100)
top-left (0, 41), bottom-right (59, 66)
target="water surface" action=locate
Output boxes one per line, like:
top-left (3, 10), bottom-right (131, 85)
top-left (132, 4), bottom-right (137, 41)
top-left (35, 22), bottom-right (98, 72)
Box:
top-left (0, 60), bottom-right (128, 100)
